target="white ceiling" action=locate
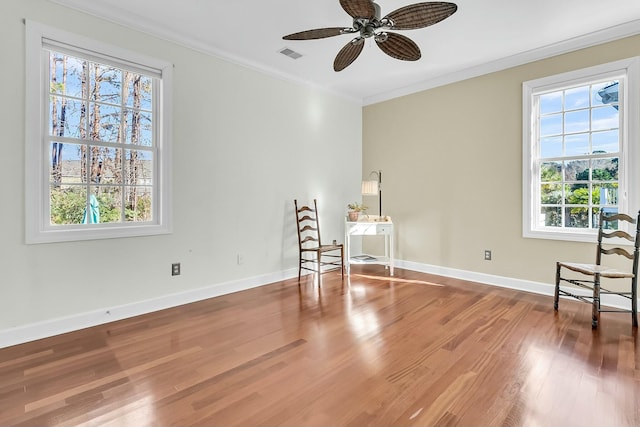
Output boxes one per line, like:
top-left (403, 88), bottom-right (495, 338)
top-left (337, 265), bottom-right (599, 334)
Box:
top-left (50, 0), bottom-right (640, 105)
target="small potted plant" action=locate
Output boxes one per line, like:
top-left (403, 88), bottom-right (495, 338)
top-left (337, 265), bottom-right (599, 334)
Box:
top-left (347, 202), bottom-right (367, 221)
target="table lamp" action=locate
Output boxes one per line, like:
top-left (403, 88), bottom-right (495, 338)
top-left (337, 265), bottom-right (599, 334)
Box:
top-left (362, 170), bottom-right (382, 216)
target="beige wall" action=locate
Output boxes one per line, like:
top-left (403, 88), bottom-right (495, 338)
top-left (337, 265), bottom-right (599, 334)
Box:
top-left (0, 0), bottom-right (362, 338)
top-left (363, 35), bottom-right (640, 286)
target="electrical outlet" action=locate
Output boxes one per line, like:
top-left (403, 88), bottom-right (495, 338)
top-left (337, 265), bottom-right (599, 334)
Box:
top-left (237, 253), bottom-right (244, 265)
top-left (484, 250), bottom-right (492, 261)
top-left (171, 262), bottom-right (181, 276)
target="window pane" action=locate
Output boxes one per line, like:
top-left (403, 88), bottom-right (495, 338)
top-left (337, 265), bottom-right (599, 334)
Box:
top-left (125, 73), bottom-right (153, 110)
top-left (593, 81), bottom-right (619, 107)
top-left (125, 149), bottom-right (153, 185)
top-left (591, 157), bottom-right (618, 181)
top-left (540, 207), bottom-right (562, 227)
top-left (50, 142), bottom-right (83, 184)
top-left (89, 103), bottom-right (121, 143)
top-left (591, 106), bottom-right (618, 131)
top-left (565, 183), bottom-right (589, 204)
top-left (592, 130), bottom-right (619, 154)
top-left (565, 207), bottom-right (589, 228)
top-left (50, 185), bottom-right (87, 225)
top-left (89, 147), bottom-right (123, 184)
top-left (541, 183), bottom-right (562, 204)
top-left (564, 133), bottom-right (589, 156)
top-left (49, 98), bottom-right (85, 139)
top-left (564, 159), bottom-right (588, 181)
top-left (125, 186), bottom-right (152, 222)
top-left (541, 161), bottom-right (561, 182)
top-left (594, 184), bottom-right (618, 205)
top-left (540, 92), bottom-right (562, 114)
top-left (540, 136), bottom-right (562, 158)
top-left (565, 86), bottom-right (589, 110)
top-left (564, 109), bottom-right (589, 133)
top-left (93, 186), bottom-right (123, 223)
top-left (79, 193), bottom-right (101, 224)
top-left (90, 64), bottom-right (122, 105)
top-left (50, 52), bottom-right (87, 99)
top-left (123, 109), bottom-right (153, 146)
top-left (540, 113), bottom-right (562, 136)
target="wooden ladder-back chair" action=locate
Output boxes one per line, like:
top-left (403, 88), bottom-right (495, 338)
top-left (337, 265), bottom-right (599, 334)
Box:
top-left (294, 199), bottom-right (344, 284)
top-left (554, 209), bottom-right (640, 329)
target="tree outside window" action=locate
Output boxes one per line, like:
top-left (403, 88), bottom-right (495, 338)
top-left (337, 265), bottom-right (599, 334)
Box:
top-left (48, 51), bottom-right (154, 226)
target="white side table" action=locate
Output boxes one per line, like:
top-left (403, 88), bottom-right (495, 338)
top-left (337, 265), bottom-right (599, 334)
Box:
top-left (344, 218), bottom-right (394, 276)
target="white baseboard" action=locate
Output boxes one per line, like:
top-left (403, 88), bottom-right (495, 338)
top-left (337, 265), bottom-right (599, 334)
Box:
top-left (397, 259), bottom-right (637, 312)
top-left (2, 261), bottom-right (636, 349)
top-left (0, 268), bottom-right (298, 349)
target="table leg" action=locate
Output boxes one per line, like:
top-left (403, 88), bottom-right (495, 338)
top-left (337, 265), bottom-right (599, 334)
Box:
top-left (345, 231), bottom-right (351, 275)
top-left (390, 230), bottom-right (394, 276)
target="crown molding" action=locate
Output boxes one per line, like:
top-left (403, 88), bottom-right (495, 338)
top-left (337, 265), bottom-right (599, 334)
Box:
top-left (363, 19), bottom-right (640, 105)
top-left (45, 0), bottom-right (362, 105)
top-left (47, 0), bottom-right (640, 106)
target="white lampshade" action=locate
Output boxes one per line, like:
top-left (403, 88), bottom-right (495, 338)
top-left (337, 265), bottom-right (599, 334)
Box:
top-left (361, 180), bottom-right (378, 195)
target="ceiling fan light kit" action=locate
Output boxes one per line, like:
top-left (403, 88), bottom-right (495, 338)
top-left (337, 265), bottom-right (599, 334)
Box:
top-left (283, 0), bottom-right (457, 71)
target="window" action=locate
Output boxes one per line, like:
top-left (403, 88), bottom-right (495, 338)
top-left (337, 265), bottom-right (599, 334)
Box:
top-left (25, 21), bottom-right (172, 243)
top-left (537, 80), bottom-right (620, 228)
top-left (523, 57), bottom-right (640, 242)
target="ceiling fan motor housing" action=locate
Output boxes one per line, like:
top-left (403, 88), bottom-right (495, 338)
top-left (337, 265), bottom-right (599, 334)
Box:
top-left (353, 3), bottom-right (389, 39)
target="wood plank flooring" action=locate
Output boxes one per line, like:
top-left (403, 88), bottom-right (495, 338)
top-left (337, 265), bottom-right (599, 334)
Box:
top-left (1, 266), bottom-right (639, 426)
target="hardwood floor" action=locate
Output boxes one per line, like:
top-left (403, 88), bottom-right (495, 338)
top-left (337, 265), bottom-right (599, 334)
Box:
top-left (1, 266), bottom-right (639, 426)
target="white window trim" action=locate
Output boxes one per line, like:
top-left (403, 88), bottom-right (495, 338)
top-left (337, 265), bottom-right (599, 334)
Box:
top-left (25, 21), bottom-right (173, 244)
top-left (522, 57), bottom-right (640, 243)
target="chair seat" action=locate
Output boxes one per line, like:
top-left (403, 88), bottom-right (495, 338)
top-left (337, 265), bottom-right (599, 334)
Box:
top-left (558, 261), bottom-right (634, 278)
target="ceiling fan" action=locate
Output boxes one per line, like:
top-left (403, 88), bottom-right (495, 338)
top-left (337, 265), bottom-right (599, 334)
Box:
top-left (282, 0), bottom-right (458, 72)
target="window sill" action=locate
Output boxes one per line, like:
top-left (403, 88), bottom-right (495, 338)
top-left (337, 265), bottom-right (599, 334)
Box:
top-left (524, 228), bottom-right (596, 243)
top-left (26, 223), bottom-right (172, 244)
top-left (524, 228), bottom-right (634, 246)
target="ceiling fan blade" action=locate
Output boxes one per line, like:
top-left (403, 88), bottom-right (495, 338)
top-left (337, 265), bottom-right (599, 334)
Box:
top-left (384, 2), bottom-right (457, 30)
top-left (283, 27), bottom-right (348, 40)
top-left (334, 37), bottom-right (365, 71)
top-left (375, 32), bottom-right (421, 61)
top-left (339, 0), bottom-right (376, 19)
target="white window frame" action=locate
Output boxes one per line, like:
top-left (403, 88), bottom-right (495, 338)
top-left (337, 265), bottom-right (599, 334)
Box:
top-left (25, 21), bottom-right (172, 244)
top-left (523, 57), bottom-right (640, 243)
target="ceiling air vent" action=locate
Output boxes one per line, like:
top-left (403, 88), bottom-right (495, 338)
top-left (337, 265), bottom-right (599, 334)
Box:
top-left (279, 47), bottom-right (302, 60)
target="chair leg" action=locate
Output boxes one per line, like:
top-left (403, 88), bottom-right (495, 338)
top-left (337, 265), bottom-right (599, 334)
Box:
top-left (592, 274), bottom-right (600, 329)
top-left (632, 278), bottom-right (638, 328)
top-left (554, 262), bottom-right (561, 311)
top-left (317, 251), bottom-right (322, 287)
top-left (340, 246), bottom-right (344, 280)
top-left (298, 256), bottom-right (302, 283)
